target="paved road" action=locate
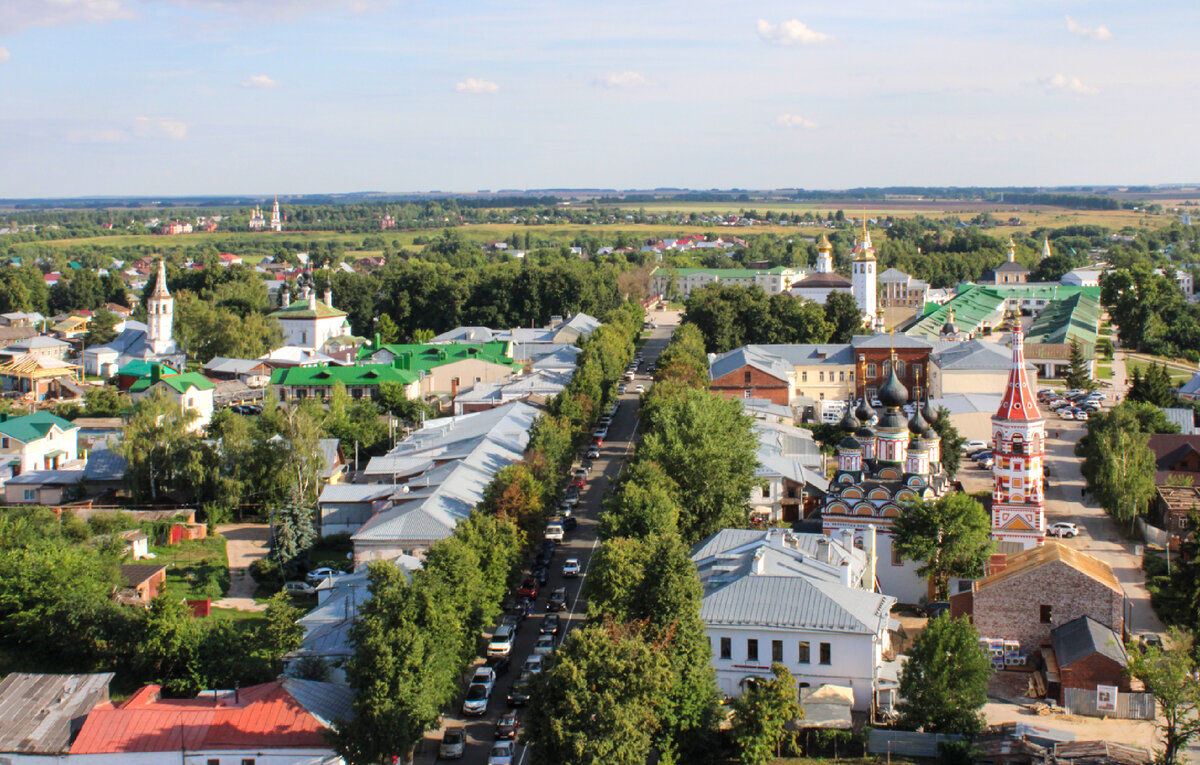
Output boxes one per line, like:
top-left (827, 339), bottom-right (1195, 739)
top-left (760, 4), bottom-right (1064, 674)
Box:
top-left (414, 318), bottom-right (676, 764)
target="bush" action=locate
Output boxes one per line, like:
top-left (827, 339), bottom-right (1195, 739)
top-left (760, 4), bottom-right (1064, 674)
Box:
top-left (294, 654), bottom-right (331, 682)
top-left (202, 503), bottom-right (233, 530)
top-left (249, 558), bottom-right (285, 590)
top-left (86, 511), bottom-right (138, 536)
top-left (62, 517), bottom-right (92, 543)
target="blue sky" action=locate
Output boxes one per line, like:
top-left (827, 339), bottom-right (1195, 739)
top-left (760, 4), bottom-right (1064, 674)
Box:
top-left (0, 0), bottom-right (1195, 197)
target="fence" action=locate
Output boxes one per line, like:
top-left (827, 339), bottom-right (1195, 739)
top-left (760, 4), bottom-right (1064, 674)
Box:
top-left (1136, 517), bottom-right (1171, 549)
top-left (1062, 688), bottom-right (1156, 720)
top-left (867, 729), bottom-right (963, 758)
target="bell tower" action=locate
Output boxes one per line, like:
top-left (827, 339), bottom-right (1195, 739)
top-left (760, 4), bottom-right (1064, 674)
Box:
top-left (852, 221), bottom-right (877, 318)
top-left (991, 318), bottom-right (1045, 550)
top-left (147, 259), bottom-right (175, 355)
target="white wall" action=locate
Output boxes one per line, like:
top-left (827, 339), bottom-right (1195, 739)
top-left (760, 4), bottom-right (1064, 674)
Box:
top-left (0, 425), bottom-right (79, 473)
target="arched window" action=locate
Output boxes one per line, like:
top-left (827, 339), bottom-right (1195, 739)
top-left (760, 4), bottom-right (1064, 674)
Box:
top-left (896, 359), bottom-right (906, 378)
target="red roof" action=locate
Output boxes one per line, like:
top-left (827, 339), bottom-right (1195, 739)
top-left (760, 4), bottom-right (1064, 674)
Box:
top-left (994, 326), bottom-right (1042, 421)
top-left (70, 681), bottom-right (330, 754)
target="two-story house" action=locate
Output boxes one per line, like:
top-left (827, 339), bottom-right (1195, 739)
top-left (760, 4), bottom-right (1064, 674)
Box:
top-left (0, 411), bottom-right (80, 475)
top-left (128, 365), bottom-right (215, 432)
top-left (691, 528), bottom-right (896, 712)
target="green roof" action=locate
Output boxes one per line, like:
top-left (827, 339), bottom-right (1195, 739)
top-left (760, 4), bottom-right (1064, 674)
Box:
top-left (117, 360), bottom-right (179, 378)
top-left (0, 411), bottom-right (78, 443)
top-left (129, 371), bottom-right (215, 394)
top-left (906, 283), bottom-right (1104, 341)
top-left (269, 364), bottom-right (420, 387)
top-left (270, 301), bottom-right (347, 319)
top-left (1025, 292), bottom-right (1101, 349)
top-left (355, 341), bottom-right (520, 372)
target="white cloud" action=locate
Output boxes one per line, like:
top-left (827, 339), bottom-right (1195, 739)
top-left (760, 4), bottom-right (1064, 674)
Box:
top-left (0, 48), bottom-right (10, 64)
top-left (776, 113), bottom-right (817, 129)
top-left (0, 0), bottom-right (132, 36)
top-left (757, 18), bottom-right (832, 46)
top-left (455, 77), bottom-right (499, 94)
top-left (1065, 15), bottom-right (1112, 41)
top-left (1043, 73), bottom-right (1098, 95)
top-left (241, 74), bottom-right (279, 89)
top-left (133, 116), bottom-right (189, 139)
top-left (597, 71), bottom-right (651, 89)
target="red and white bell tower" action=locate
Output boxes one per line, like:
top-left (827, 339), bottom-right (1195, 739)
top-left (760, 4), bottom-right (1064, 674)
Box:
top-left (991, 320), bottom-right (1045, 549)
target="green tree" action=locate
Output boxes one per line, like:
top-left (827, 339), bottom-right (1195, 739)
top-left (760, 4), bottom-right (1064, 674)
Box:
top-left (1089, 425), bottom-right (1156, 532)
top-left (375, 313), bottom-right (400, 344)
top-left (598, 462), bottom-right (682, 540)
top-left (83, 308), bottom-right (119, 347)
top-left (524, 621), bottom-right (673, 765)
top-left (84, 386), bottom-right (129, 417)
top-left (376, 380), bottom-right (432, 423)
top-left (931, 406), bottom-right (965, 477)
top-left (256, 591), bottom-right (304, 669)
top-left (1124, 627), bottom-right (1200, 765)
top-left (729, 663), bottom-right (803, 765)
top-left (894, 493), bottom-right (994, 600)
top-left (1065, 340), bottom-right (1095, 391)
top-left (137, 593), bottom-right (204, 695)
top-left (898, 615), bottom-right (991, 737)
top-left (119, 389), bottom-right (212, 502)
top-left (271, 502), bottom-right (316, 576)
top-left (824, 290), bottom-right (864, 343)
top-left (479, 463), bottom-right (545, 540)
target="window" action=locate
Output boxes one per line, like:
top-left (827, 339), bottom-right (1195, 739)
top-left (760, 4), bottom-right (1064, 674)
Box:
top-left (747, 639), bottom-right (759, 662)
top-left (797, 641), bottom-right (811, 663)
top-left (1, 437), bottom-right (7, 448)
top-left (772, 640), bottom-right (783, 662)
top-left (761, 483), bottom-right (771, 498)
top-left (892, 546), bottom-right (903, 566)
top-left (23, 489), bottom-right (35, 501)
top-left (819, 642), bottom-right (831, 665)
top-left (849, 371), bottom-right (854, 381)
top-left (802, 371), bottom-right (808, 382)
top-left (301, 331), bottom-right (308, 344)
top-left (1181, 517), bottom-right (1190, 530)
top-left (867, 363), bottom-right (877, 377)
top-left (744, 371), bottom-right (752, 385)
top-left (744, 390), bottom-right (752, 400)
top-left (1040, 605), bottom-right (1053, 624)
top-left (839, 371), bottom-right (845, 382)
top-left (896, 359), bottom-right (905, 378)
top-left (207, 759), bottom-right (220, 765)
top-left (819, 371), bottom-right (825, 382)
top-left (242, 760), bottom-right (256, 765)
top-left (720, 637), bottom-right (731, 659)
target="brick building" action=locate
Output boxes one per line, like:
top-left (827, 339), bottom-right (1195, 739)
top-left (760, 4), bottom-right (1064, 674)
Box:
top-left (709, 353), bottom-right (791, 406)
top-left (950, 542), bottom-right (1126, 654)
top-left (851, 335), bottom-right (932, 403)
top-left (1049, 615), bottom-right (1130, 702)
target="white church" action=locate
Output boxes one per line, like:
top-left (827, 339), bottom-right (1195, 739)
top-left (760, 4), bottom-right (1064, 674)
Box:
top-left (789, 228), bottom-right (878, 329)
top-left (84, 260), bottom-right (185, 377)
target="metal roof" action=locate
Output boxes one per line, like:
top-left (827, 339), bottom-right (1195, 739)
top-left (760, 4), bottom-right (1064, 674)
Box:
top-left (1052, 615), bottom-right (1127, 669)
top-left (0, 673), bottom-right (113, 754)
top-left (699, 575), bottom-right (894, 633)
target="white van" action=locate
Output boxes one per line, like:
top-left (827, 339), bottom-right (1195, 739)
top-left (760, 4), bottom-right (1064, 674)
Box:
top-left (487, 624), bottom-right (515, 657)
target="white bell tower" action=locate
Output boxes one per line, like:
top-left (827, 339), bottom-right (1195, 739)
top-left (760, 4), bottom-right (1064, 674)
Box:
top-left (147, 259), bottom-right (175, 355)
top-left (852, 222), bottom-right (877, 318)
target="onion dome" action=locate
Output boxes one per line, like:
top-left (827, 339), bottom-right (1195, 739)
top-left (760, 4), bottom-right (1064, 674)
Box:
top-left (878, 368), bottom-right (909, 409)
top-left (855, 424), bottom-right (876, 440)
top-left (922, 424), bottom-right (938, 440)
top-left (908, 406), bottom-right (929, 435)
top-left (909, 436), bottom-right (929, 453)
top-left (921, 399), bottom-right (938, 425)
top-left (838, 435), bottom-right (862, 451)
top-left (941, 308), bottom-right (959, 337)
top-left (855, 398), bottom-right (876, 422)
top-left (839, 407), bottom-right (861, 432)
top-left (878, 409), bottom-right (909, 430)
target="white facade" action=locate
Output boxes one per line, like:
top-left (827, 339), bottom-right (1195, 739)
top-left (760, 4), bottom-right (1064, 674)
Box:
top-left (0, 414), bottom-right (79, 474)
top-left (851, 231), bottom-right (877, 318)
top-left (146, 260), bottom-right (177, 356)
top-left (273, 291), bottom-right (351, 350)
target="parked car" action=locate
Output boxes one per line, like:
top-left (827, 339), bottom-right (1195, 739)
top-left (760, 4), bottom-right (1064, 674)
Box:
top-left (540, 613), bottom-right (561, 635)
top-left (471, 666), bottom-right (497, 696)
top-left (1139, 634), bottom-right (1164, 652)
top-left (570, 474), bottom-right (586, 489)
top-left (305, 567), bottom-right (340, 585)
top-left (487, 741), bottom-right (514, 765)
top-left (487, 624), bottom-right (515, 657)
top-left (1058, 408), bottom-right (1075, 420)
top-left (635, 384), bottom-right (646, 394)
top-left (972, 451), bottom-right (993, 463)
top-left (531, 565), bottom-right (549, 586)
top-left (517, 577), bottom-right (540, 599)
top-left (533, 634), bottom-right (555, 655)
top-left (560, 515), bottom-right (577, 532)
top-left (562, 558), bottom-right (581, 578)
top-left (546, 587), bottom-right (568, 612)
top-left (586, 445), bottom-right (601, 459)
top-left (439, 727), bottom-right (466, 759)
top-left (487, 654), bottom-right (512, 676)
top-left (1048, 521), bottom-right (1079, 538)
top-left (522, 655), bottom-right (544, 675)
top-left (1074, 409), bottom-right (1089, 421)
top-left (507, 597), bottom-right (534, 620)
top-left (961, 439), bottom-right (988, 454)
top-left (978, 457), bottom-right (994, 469)
top-left (923, 601), bottom-right (952, 618)
top-left (544, 523), bottom-right (565, 542)
top-left (462, 683), bottom-right (490, 716)
top-left (495, 711), bottom-right (520, 740)
top-left (507, 675), bottom-right (532, 706)
top-left (283, 581), bottom-right (316, 596)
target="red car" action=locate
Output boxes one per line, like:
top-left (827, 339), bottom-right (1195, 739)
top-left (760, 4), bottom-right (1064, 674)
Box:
top-left (517, 577), bottom-right (539, 599)
top-left (570, 474), bottom-right (586, 488)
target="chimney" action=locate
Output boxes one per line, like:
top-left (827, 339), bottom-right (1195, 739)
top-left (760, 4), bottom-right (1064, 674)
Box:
top-left (324, 288), bottom-right (333, 308)
top-left (866, 527), bottom-right (877, 591)
top-left (840, 560), bottom-right (853, 587)
top-left (752, 549), bottom-right (765, 575)
top-left (839, 528), bottom-right (853, 553)
top-left (374, 333), bottom-right (381, 349)
top-left (150, 362), bottom-right (161, 383)
top-left (0, 412), bottom-right (7, 422)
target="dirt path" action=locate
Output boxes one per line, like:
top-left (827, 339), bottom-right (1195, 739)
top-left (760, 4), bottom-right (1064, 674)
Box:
top-left (212, 523), bottom-right (270, 612)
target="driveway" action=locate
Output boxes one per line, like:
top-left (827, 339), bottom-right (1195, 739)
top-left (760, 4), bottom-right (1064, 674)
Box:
top-left (212, 522), bottom-right (270, 612)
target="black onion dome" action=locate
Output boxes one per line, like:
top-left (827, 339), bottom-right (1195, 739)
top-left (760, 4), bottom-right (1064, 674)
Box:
top-left (855, 398), bottom-right (876, 422)
top-left (879, 369), bottom-right (909, 408)
top-left (908, 406), bottom-right (929, 435)
top-left (879, 409), bottom-right (909, 430)
top-left (921, 400), bottom-right (938, 424)
top-left (838, 436), bottom-right (862, 451)
top-left (855, 424), bottom-right (875, 439)
top-left (839, 407), bottom-right (861, 431)
top-left (910, 436), bottom-right (929, 452)
top-left (942, 317), bottom-right (958, 335)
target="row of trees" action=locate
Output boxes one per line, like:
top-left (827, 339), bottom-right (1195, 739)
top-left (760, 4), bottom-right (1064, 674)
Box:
top-left (1103, 264), bottom-right (1200, 361)
top-left (683, 283), bottom-right (865, 354)
top-left (524, 325), bottom-right (759, 764)
top-left (1079, 401), bottom-right (1175, 532)
top-left (334, 301), bottom-right (643, 764)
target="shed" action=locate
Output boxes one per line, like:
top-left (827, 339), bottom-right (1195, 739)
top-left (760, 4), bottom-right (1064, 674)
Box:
top-left (119, 564), bottom-right (167, 602)
top-left (1050, 616), bottom-right (1130, 700)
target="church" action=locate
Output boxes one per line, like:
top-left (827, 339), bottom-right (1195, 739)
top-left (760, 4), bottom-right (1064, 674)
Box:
top-left (820, 361), bottom-right (953, 602)
top-left (788, 228), bottom-right (878, 329)
top-left (83, 260), bottom-right (184, 377)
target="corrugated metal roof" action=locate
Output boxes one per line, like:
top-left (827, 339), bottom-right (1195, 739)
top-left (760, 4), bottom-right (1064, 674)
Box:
top-left (0, 673), bottom-right (113, 753)
top-left (700, 576), bottom-right (893, 633)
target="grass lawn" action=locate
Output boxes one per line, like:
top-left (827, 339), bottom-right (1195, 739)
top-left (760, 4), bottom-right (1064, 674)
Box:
top-left (152, 535), bottom-right (230, 601)
top-left (1096, 363), bottom-right (1114, 379)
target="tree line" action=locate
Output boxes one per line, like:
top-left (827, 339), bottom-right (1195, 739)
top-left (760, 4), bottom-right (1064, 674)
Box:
top-left (682, 283), bottom-right (865, 354)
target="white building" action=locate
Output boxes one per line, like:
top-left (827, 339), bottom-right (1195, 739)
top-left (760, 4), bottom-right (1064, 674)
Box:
top-left (650, 266), bottom-right (802, 298)
top-left (691, 528), bottom-right (897, 711)
top-left (271, 287), bottom-right (351, 350)
top-left (0, 411), bottom-right (80, 475)
top-left (851, 226), bottom-right (878, 319)
top-left (750, 419), bottom-right (829, 524)
top-left (128, 367), bottom-right (216, 432)
top-left (84, 260), bottom-right (184, 377)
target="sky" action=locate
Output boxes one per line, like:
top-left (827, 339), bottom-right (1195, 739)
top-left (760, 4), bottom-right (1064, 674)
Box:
top-left (0, 0), bottom-right (1196, 197)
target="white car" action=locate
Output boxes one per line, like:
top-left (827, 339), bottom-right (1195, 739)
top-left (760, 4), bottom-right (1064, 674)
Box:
top-left (544, 523), bottom-right (565, 541)
top-left (635, 384), bottom-right (646, 394)
top-left (488, 741), bottom-right (514, 765)
top-left (283, 581), bottom-right (316, 596)
top-left (522, 655), bottom-right (544, 675)
top-left (1049, 522), bottom-right (1080, 538)
top-left (533, 634), bottom-right (555, 656)
top-left (1058, 408), bottom-right (1075, 420)
top-left (961, 440), bottom-right (988, 454)
top-left (562, 558), bottom-right (581, 578)
top-left (305, 567), bottom-right (340, 585)
top-left (471, 666), bottom-right (497, 696)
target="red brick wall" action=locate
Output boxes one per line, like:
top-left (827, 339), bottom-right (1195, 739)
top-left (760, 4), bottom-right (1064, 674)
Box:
top-left (1059, 654), bottom-right (1130, 696)
top-left (971, 560), bottom-right (1124, 652)
top-left (710, 365), bottom-right (790, 406)
top-left (856, 348), bottom-right (931, 400)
